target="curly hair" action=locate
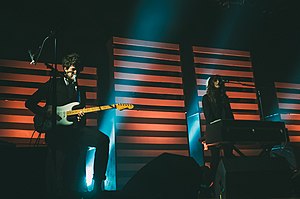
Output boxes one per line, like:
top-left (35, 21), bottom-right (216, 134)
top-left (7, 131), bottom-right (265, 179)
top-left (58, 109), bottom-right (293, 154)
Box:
top-left (62, 53), bottom-right (83, 72)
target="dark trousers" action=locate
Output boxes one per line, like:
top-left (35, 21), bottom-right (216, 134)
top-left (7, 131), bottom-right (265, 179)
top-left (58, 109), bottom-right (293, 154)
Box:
top-left (45, 126), bottom-right (109, 199)
top-left (78, 126), bottom-right (110, 182)
top-left (209, 144), bottom-right (234, 181)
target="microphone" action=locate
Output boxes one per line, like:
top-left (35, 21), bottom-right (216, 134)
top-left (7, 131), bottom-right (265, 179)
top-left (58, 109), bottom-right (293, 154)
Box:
top-left (219, 78), bottom-right (229, 86)
top-left (222, 79), bottom-right (230, 83)
top-left (28, 50), bottom-right (36, 65)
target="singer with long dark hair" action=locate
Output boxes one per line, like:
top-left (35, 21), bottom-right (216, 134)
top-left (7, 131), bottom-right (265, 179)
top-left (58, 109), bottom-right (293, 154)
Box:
top-left (202, 75), bottom-right (234, 183)
top-left (25, 53), bottom-right (109, 199)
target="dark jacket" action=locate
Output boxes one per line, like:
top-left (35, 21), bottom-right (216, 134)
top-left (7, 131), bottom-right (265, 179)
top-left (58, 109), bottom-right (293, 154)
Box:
top-left (25, 77), bottom-right (86, 137)
top-left (202, 93), bottom-right (234, 124)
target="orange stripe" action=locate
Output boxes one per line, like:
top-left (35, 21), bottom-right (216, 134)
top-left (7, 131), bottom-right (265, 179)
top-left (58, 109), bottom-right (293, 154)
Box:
top-left (195, 57), bottom-right (252, 68)
top-left (275, 82), bottom-right (300, 90)
top-left (197, 79), bottom-right (255, 88)
top-left (78, 79), bottom-right (97, 87)
top-left (116, 123), bottom-right (187, 132)
top-left (81, 67), bottom-right (97, 75)
top-left (115, 97), bottom-right (184, 107)
top-left (0, 73), bottom-right (95, 86)
top-left (277, 92), bottom-right (300, 100)
top-left (0, 59), bottom-right (96, 75)
top-left (86, 92), bottom-right (96, 100)
top-left (115, 84), bottom-right (183, 95)
top-left (286, 124), bottom-right (300, 131)
top-left (280, 113), bottom-right (300, 121)
top-left (113, 37), bottom-right (179, 50)
top-left (192, 46), bottom-right (250, 57)
top-left (116, 136), bottom-right (188, 144)
top-left (200, 114), bottom-right (260, 121)
top-left (0, 86), bottom-right (37, 95)
top-left (278, 103), bottom-right (300, 110)
top-left (199, 102), bottom-right (258, 110)
top-left (114, 60), bottom-right (181, 72)
top-left (225, 82), bottom-right (255, 88)
top-left (86, 119), bottom-right (97, 126)
top-left (197, 90), bottom-right (257, 99)
top-left (0, 86), bottom-right (96, 98)
top-left (201, 125), bottom-right (206, 132)
top-left (116, 109), bottom-right (186, 119)
top-left (0, 129), bottom-right (44, 138)
top-left (230, 103), bottom-right (259, 110)
top-left (195, 68), bottom-right (253, 78)
top-left (114, 72), bottom-right (182, 84)
top-left (200, 113), bottom-right (205, 120)
top-left (227, 91), bottom-right (257, 99)
top-left (0, 100), bottom-right (27, 109)
top-left (0, 72), bottom-right (50, 83)
top-left (114, 49), bottom-right (180, 62)
top-left (289, 136), bottom-right (300, 142)
top-left (233, 114), bottom-right (260, 120)
top-left (0, 60), bottom-right (52, 71)
top-left (116, 149), bottom-right (189, 157)
top-left (0, 115), bottom-right (97, 125)
top-left (0, 115), bottom-right (33, 123)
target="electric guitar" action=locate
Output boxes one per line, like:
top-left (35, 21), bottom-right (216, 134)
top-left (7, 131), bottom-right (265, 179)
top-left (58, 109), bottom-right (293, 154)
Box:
top-left (33, 102), bottom-right (134, 133)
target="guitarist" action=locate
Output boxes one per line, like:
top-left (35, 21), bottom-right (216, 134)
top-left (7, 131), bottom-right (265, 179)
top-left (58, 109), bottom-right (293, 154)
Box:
top-left (25, 53), bottom-right (109, 198)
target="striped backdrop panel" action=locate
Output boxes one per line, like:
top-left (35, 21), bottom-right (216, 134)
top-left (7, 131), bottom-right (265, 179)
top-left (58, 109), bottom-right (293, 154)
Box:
top-left (275, 82), bottom-right (300, 143)
top-left (193, 46), bottom-right (261, 157)
top-left (113, 37), bottom-right (189, 189)
top-left (0, 59), bottom-right (98, 146)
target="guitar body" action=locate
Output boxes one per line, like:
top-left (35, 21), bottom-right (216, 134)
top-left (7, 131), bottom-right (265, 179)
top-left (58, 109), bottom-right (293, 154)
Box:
top-left (56, 102), bottom-right (80, 125)
top-left (33, 102), bottom-right (80, 133)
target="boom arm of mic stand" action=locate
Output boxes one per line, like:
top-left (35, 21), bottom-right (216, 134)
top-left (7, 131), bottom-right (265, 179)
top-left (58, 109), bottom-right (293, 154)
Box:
top-left (226, 81), bottom-right (254, 88)
top-left (44, 63), bottom-right (64, 78)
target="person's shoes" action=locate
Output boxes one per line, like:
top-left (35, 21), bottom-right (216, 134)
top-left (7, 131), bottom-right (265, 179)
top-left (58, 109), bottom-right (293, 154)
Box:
top-left (82, 179), bottom-right (104, 199)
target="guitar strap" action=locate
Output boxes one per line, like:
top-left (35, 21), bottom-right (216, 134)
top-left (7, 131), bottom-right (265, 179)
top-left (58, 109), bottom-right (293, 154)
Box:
top-left (77, 89), bottom-right (81, 103)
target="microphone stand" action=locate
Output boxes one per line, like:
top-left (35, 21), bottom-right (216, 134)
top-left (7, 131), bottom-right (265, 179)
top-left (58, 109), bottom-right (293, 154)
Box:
top-left (29, 31), bottom-right (58, 132)
top-left (225, 80), bottom-right (264, 120)
top-left (51, 36), bottom-right (57, 131)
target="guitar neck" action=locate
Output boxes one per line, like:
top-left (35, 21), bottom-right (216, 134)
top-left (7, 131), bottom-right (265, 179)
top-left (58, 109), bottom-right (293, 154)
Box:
top-left (67, 104), bottom-right (116, 116)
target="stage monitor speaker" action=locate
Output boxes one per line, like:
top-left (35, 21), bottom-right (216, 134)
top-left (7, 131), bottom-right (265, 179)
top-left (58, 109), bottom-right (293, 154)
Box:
top-left (214, 157), bottom-right (292, 199)
top-left (122, 153), bottom-right (206, 199)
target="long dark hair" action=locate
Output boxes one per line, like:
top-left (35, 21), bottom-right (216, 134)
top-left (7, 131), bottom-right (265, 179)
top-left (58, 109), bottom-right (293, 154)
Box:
top-left (206, 75), bottom-right (226, 103)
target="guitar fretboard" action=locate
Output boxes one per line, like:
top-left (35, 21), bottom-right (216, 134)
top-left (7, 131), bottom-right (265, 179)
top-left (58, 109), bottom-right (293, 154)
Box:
top-left (67, 104), bottom-right (116, 116)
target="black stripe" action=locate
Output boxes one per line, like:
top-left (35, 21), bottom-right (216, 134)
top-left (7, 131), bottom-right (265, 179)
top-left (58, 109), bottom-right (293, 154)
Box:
top-left (114, 79), bottom-right (183, 88)
top-left (276, 88), bottom-right (300, 94)
top-left (118, 117), bottom-right (186, 125)
top-left (115, 91), bottom-right (184, 100)
top-left (194, 63), bottom-right (253, 72)
top-left (117, 156), bottom-right (155, 164)
top-left (277, 99), bottom-right (300, 104)
top-left (113, 43), bottom-right (180, 55)
top-left (115, 67), bottom-right (182, 77)
top-left (114, 55), bottom-right (180, 66)
top-left (194, 52), bottom-right (251, 61)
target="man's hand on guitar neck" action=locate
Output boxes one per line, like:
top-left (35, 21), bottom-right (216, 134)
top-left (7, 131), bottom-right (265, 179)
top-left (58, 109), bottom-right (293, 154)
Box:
top-left (77, 110), bottom-right (85, 122)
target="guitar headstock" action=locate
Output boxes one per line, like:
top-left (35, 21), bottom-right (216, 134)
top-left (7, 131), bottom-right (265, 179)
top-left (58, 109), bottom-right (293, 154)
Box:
top-left (115, 103), bottom-right (134, 111)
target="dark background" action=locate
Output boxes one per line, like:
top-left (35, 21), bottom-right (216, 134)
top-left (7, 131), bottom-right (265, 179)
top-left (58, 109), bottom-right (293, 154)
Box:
top-left (0, 0), bottom-right (299, 82)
